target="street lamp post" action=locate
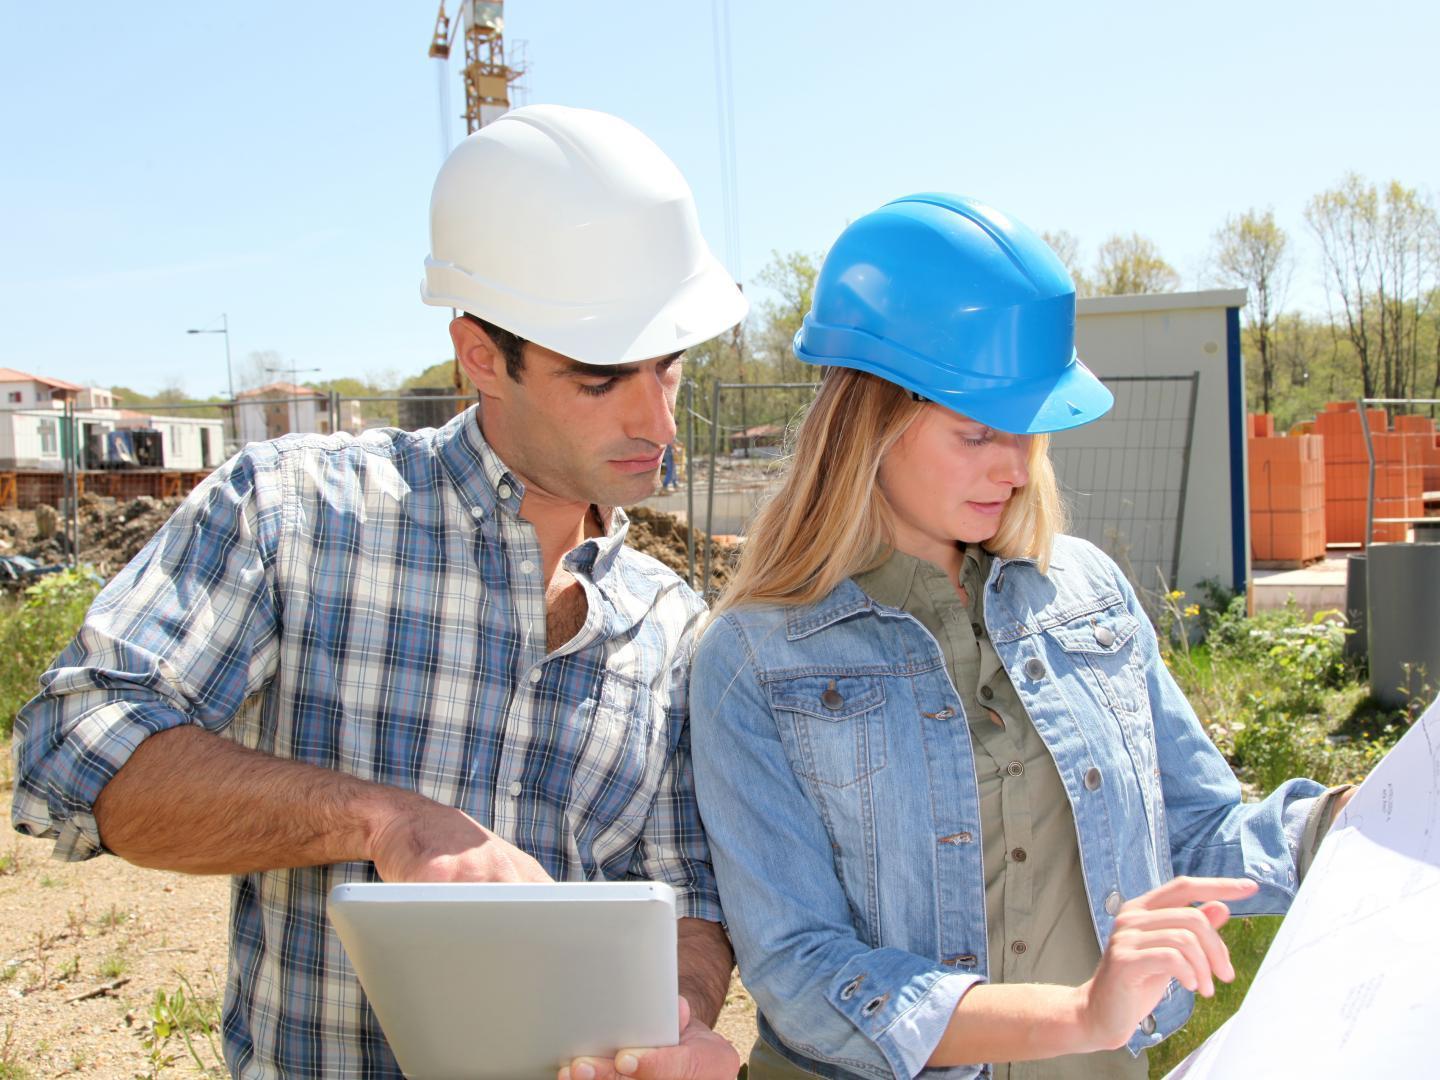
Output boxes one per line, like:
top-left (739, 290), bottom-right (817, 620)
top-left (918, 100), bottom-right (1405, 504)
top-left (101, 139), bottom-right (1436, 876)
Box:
top-left (187, 314), bottom-right (235, 452)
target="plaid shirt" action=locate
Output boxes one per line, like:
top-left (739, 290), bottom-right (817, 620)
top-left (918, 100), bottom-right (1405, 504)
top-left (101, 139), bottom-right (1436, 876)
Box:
top-left (11, 407), bottom-right (719, 1078)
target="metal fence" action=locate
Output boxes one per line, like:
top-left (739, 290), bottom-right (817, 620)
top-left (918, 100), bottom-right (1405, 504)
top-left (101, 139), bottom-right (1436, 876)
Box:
top-left (667, 374), bottom-right (1200, 609)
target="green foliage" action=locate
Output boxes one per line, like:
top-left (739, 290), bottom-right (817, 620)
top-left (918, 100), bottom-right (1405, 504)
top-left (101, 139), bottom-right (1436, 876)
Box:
top-left (0, 569), bottom-right (104, 738)
top-left (133, 976), bottom-right (225, 1078)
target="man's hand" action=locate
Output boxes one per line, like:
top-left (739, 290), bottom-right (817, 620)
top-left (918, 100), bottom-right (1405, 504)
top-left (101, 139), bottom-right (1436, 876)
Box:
top-left (367, 796), bottom-right (552, 883)
top-left (1078, 876), bottom-right (1257, 1051)
top-left (558, 996), bottom-right (740, 1080)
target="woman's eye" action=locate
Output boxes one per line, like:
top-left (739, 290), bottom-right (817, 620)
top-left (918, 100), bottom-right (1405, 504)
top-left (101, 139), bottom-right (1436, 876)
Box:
top-left (960, 429), bottom-right (994, 447)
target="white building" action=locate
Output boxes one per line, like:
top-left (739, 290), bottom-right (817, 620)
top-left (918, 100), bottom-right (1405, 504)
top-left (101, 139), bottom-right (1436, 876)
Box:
top-left (234, 382), bottom-right (363, 444)
top-left (0, 367), bottom-right (223, 472)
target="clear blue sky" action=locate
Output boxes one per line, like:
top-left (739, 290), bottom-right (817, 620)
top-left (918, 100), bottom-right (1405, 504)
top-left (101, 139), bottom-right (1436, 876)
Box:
top-left (2, 1), bottom-right (1434, 397)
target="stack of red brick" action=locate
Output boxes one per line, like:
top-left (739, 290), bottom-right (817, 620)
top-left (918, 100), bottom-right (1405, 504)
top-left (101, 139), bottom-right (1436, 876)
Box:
top-left (1249, 413), bottom-right (1326, 562)
top-left (1315, 403), bottom-right (1424, 543)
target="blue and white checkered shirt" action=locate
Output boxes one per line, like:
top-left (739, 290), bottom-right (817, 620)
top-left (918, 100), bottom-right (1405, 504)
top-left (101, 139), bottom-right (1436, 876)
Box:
top-left (12, 407), bottom-right (719, 1078)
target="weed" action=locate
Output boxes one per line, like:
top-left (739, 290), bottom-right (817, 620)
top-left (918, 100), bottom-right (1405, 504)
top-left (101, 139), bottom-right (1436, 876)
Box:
top-left (37, 875), bottom-right (59, 889)
top-left (0, 847), bottom-right (20, 877)
top-left (96, 903), bottom-right (131, 932)
top-left (0, 1023), bottom-right (28, 1080)
top-left (0, 967), bottom-right (17, 984)
top-left (55, 954), bottom-right (79, 983)
top-left (100, 951), bottom-right (128, 979)
top-left (132, 974), bottom-right (224, 1077)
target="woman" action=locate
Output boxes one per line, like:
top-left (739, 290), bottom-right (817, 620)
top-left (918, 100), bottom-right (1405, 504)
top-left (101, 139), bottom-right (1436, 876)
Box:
top-left (689, 195), bottom-right (1350, 1079)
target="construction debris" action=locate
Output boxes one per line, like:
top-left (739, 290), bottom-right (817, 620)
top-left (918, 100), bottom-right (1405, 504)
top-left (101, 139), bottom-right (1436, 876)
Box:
top-left (0, 497), bottom-right (736, 593)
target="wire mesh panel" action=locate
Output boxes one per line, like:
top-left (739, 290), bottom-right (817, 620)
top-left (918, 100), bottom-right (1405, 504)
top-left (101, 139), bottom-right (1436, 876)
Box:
top-left (1049, 374), bottom-right (1199, 609)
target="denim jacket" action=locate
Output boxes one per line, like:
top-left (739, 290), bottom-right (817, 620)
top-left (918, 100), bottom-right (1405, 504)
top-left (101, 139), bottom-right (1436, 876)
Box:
top-left (690, 536), bottom-right (1324, 1080)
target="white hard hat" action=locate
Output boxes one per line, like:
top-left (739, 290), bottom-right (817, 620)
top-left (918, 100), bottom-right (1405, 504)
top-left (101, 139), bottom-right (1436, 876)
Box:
top-left (422, 104), bottom-right (748, 365)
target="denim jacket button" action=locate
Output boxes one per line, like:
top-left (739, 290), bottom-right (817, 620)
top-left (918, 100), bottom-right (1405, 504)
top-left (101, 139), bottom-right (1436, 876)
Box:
top-left (821, 684), bottom-right (845, 710)
top-left (1104, 890), bottom-right (1122, 915)
top-left (1084, 767), bottom-right (1103, 790)
top-left (1094, 624), bottom-right (1116, 647)
top-left (1024, 658), bottom-right (1047, 680)
top-left (1140, 1013), bottom-right (1157, 1035)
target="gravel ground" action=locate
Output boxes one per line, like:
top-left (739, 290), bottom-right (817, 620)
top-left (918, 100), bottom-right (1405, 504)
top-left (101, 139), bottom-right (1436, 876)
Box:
top-left (0, 784), bottom-right (757, 1078)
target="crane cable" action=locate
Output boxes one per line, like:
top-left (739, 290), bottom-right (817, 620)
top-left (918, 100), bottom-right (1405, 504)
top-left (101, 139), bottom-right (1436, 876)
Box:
top-left (710, 0), bottom-right (741, 284)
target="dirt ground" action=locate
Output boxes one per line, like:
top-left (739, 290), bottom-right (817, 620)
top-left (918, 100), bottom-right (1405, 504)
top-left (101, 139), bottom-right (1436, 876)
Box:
top-left (0, 782), bottom-right (757, 1078)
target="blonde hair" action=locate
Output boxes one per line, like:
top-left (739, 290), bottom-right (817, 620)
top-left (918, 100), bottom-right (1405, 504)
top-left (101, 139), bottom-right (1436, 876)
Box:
top-left (713, 368), bottom-right (1065, 616)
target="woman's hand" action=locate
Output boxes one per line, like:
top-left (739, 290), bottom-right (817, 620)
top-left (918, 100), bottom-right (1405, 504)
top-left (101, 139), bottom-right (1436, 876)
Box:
top-left (1077, 876), bottom-right (1259, 1051)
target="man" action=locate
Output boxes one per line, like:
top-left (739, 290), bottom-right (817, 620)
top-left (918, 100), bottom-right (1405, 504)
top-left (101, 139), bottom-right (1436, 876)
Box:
top-left (12, 105), bottom-right (748, 1079)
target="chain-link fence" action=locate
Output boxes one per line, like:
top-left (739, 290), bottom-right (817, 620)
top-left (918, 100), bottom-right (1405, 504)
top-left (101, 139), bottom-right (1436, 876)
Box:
top-left (667, 374), bottom-right (1200, 610)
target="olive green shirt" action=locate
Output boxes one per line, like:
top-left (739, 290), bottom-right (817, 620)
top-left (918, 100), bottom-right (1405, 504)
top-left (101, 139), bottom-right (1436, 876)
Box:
top-left (855, 547), bottom-right (1146, 1080)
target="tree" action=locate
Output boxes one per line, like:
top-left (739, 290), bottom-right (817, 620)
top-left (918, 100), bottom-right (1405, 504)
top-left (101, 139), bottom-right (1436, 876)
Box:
top-left (1040, 229), bottom-right (1091, 296)
top-left (1210, 208), bottom-right (1293, 414)
top-left (1092, 232), bottom-right (1180, 296)
top-left (751, 249), bottom-right (820, 386)
top-left (1305, 173), bottom-right (1439, 400)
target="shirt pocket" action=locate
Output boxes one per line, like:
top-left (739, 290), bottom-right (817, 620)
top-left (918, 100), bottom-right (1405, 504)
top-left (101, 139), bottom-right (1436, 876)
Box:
top-left (1044, 605), bottom-right (1147, 716)
top-left (767, 674), bottom-right (887, 789)
top-left (567, 670), bottom-right (657, 826)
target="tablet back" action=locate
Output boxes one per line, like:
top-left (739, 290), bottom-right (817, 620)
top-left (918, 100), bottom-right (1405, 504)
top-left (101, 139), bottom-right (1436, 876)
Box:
top-left (327, 881), bottom-right (678, 1080)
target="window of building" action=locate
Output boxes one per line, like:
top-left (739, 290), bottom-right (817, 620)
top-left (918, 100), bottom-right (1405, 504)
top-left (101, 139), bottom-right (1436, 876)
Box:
top-left (38, 419), bottom-right (57, 455)
top-left (5, 391), bottom-right (21, 404)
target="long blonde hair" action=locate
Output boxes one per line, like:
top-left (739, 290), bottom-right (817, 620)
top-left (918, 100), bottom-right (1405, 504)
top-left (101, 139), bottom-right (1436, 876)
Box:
top-left (713, 367), bottom-right (1065, 615)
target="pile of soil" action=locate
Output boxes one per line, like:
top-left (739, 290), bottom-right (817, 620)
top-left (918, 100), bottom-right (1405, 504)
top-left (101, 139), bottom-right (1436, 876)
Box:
top-left (0, 498), bottom-right (737, 592)
top-left (624, 504), bottom-right (739, 591)
top-left (0, 494), bottom-right (184, 578)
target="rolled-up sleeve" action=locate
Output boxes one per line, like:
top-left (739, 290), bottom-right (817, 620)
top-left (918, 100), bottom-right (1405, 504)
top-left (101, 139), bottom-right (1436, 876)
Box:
top-left (626, 593), bottom-right (722, 923)
top-left (691, 616), bottom-right (979, 1079)
top-left (11, 446), bottom-right (285, 861)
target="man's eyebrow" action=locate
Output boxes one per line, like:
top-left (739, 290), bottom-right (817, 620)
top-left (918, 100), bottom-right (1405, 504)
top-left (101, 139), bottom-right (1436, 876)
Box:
top-left (560, 352), bottom-right (684, 379)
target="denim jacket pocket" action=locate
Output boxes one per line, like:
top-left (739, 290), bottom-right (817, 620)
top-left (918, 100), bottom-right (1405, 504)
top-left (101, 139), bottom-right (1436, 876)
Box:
top-left (1044, 606), bottom-right (1146, 715)
top-left (768, 674), bottom-right (887, 789)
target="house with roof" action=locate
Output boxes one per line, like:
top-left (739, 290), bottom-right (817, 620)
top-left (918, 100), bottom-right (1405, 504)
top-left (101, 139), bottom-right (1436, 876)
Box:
top-left (0, 367), bottom-right (223, 472)
top-left (233, 382), bottom-right (364, 444)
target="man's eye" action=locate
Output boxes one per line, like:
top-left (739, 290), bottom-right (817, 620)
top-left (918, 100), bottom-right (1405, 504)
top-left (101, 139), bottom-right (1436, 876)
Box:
top-left (579, 380), bottom-right (618, 398)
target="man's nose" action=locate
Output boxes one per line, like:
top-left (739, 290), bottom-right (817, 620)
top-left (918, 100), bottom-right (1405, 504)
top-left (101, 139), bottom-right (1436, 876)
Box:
top-left (626, 365), bottom-right (678, 447)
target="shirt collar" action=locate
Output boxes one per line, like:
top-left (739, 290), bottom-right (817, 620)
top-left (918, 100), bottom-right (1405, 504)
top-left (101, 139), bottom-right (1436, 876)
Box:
top-left (853, 545), bottom-right (990, 610)
top-left (433, 405), bottom-right (631, 580)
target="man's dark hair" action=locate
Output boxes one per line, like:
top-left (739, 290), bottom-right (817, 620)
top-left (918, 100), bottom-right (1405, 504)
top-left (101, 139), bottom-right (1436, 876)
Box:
top-left (464, 313), bottom-right (527, 381)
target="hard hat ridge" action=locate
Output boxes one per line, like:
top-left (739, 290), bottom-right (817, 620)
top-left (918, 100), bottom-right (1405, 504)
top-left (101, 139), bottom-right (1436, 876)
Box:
top-left (794, 193), bottom-right (1112, 434)
top-left (422, 104), bottom-right (747, 365)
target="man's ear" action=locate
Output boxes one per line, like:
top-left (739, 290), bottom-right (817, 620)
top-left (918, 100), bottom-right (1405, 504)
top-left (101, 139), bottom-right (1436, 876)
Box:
top-left (450, 316), bottom-right (507, 399)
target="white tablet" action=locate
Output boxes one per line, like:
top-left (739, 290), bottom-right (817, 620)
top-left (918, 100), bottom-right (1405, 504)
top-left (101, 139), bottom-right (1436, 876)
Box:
top-left (327, 881), bottom-right (679, 1080)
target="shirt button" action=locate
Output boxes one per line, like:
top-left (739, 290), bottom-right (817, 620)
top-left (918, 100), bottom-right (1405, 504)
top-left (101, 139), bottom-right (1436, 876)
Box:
top-left (528, 669), bottom-right (542, 684)
top-left (519, 559), bottom-right (536, 574)
top-left (497, 483), bottom-right (513, 500)
top-left (1105, 890), bottom-right (1123, 915)
top-left (1024, 657), bottom-right (1047, 680)
top-left (1011, 847), bottom-right (1027, 863)
top-left (507, 781), bottom-right (522, 798)
top-left (1006, 760), bottom-right (1024, 777)
top-left (972, 622), bottom-right (984, 637)
top-left (470, 506), bottom-right (484, 520)
top-left (979, 685), bottom-right (994, 701)
top-left (1084, 767), bottom-right (1103, 790)
top-left (1095, 625), bottom-right (1116, 647)
top-left (1140, 1013), bottom-right (1157, 1035)
top-left (1011, 940), bottom-right (1028, 955)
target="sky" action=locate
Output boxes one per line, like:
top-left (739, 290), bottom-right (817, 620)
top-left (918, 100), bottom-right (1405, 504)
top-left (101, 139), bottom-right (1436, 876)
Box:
top-left (2, 0), bottom-right (1435, 398)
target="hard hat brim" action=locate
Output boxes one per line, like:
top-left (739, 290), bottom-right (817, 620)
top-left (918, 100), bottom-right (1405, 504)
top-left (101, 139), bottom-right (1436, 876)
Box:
top-left (795, 330), bottom-right (1114, 434)
top-left (422, 251), bottom-right (747, 366)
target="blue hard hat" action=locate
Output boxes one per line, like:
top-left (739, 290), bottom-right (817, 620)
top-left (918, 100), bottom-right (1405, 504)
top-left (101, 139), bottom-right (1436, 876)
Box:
top-left (794, 194), bottom-right (1113, 434)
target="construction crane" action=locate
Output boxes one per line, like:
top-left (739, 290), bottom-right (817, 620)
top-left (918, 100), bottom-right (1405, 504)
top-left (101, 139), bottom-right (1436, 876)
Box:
top-left (428, 2), bottom-right (527, 399)
top-left (429, 2), bottom-right (525, 137)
